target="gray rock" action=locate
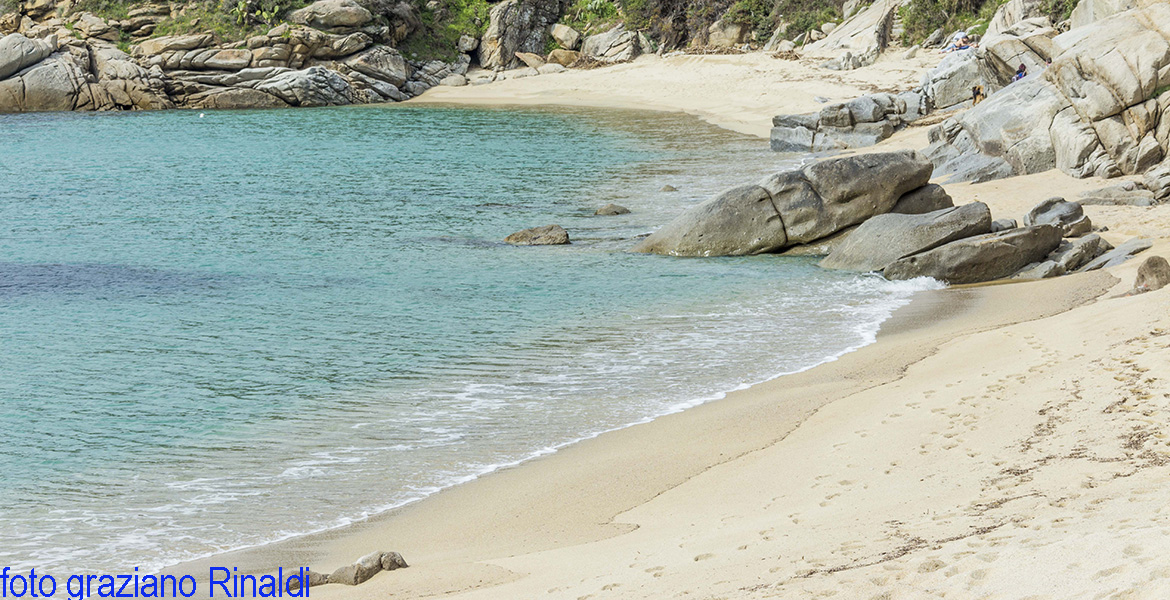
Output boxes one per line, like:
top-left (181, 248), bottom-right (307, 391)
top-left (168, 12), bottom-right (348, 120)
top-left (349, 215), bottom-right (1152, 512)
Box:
top-left (133, 34), bottom-right (213, 57)
top-left (0, 33), bottom-right (56, 81)
top-left (478, 0), bottom-right (565, 69)
top-left (1047, 233), bottom-right (1110, 272)
top-left (289, 0), bottom-right (373, 29)
top-left (328, 553), bottom-right (383, 586)
top-left (890, 184), bottom-right (953, 214)
top-left (1133, 255), bottom-right (1170, 292)
top-left (549, 23), bottom-right (580, 49)
top-left (380, 551), bottom-right (408, 571)
top-left (660, 185), bottom-right (678, 192)
top-left (990, 218), bottom-right (1018, 232)
top-left (537, 63), bottom-right (565, 74)
top-left (581, 24), bottom-right (640, 63)
top-left (1078, 185), bottom-right (1157, 206)
top-left (439, 73), bottom-right (467, 86)
top-left (253, 66), bottom-right (366, 106)
top-left (883, 224), bottom-right (1064, 284)
top-left (1023, 197), bottom-right (1091, 236)
top-left (1011, 260), bottom-right (1065, 280)
top-left (707, 18), bottom-right (749, 47)
top-left (345, 45), bottom-right (409, 87)
top-left (595, 203), bottom-right (630, 216)
top-left (1077, 237), bottom-right (1153, 272)
top-left (820, 202), bottom-right (992, 272)
top-left (458, 34), bottom-right (479, 53)
top-left (505, 224), bottom-right (570, 245)
top-left (632, 151), bottom-right (933, 256)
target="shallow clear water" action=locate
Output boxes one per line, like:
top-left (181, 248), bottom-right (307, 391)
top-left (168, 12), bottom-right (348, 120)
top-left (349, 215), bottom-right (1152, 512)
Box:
top-left (0, 104), bottom-right (937, 573)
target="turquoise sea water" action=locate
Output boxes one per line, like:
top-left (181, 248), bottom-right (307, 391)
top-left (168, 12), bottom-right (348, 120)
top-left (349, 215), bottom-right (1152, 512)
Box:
top-left (0, 104), bottom-right (938, 573)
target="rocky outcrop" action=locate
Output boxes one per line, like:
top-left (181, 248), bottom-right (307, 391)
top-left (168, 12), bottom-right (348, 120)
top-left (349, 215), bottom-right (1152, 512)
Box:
top-left (1078, 183), bottom-right (1158, 206)
top-left (1078, 237), bottom-right (1152, 271)
top-left (581, 25), bottom-right (641, 63)
top-left (820, 202), bottom-right (992, 271)
top-left (803, 0), bottom-right (899, 70)
top-left (771, 91), bottom-right (925, 152)
top-left (925, 3), bottom-right (1170, 183)
top-left (478, 0), bottom-right (566, 70)
top-left (631, 151), bottom-right (934, 256)
top-left (0, 0), bottom-right (468, 114)
top-left (505, 224), bottom-right (570, 245)
top-left (883, 224), bottom-right (1064, 284)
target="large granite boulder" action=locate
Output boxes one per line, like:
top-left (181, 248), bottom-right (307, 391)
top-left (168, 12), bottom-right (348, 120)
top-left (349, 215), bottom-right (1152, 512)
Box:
top-left (289, 0), bottom-right (373, 29)
top-left (770, 92), bottom-right (920, 152)
top-left (478, 0), bottom-right (566, 70)
top-left (0, 32), bottom-right (55, 80)
top-left (921, 49), bottom-right (987, 110)
top-left (980, 17), bottom-right (1057, 83)
top-left (986, 0), bottom-right (1045, 36)
top-left (549, 23), bottom-right (580, 49)
top-left (707, 18), bottom-right (749, 47)
top-left (883, 224), bottom-right (1064, 284)
top-left (631, 151), bottom-right (933, 256)
top-left (581, 24), bottom-right (640, 63)
top-left (820, 202), bottom-right (992, 271)
top-left (344, 45), bottom-right (408, 87)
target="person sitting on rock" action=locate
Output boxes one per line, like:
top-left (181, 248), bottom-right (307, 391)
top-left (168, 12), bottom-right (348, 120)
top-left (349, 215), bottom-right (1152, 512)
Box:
top-left (1013, 63), bottom-right (1027, 82)
top-left (940, 33), bottom-right (975, 53)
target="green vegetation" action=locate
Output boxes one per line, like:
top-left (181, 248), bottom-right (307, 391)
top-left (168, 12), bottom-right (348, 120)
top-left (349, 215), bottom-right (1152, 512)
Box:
top-left (1039, 0), bottom-right (1075, 22)
top-left (723, 0), bottom-right (773, 38)
top-left (397, 0), bottom-right (490, 61)
top-left (1, 0), bottom-right (19, 16)
top-left (898, 0), bottom-right (997, 44)
top-left (1155, 84), bottom-right (1170, 99)
top-left (775, 0), bottom-right (838, 40)
top-left (563, 0), bottom-right (620, 32)
top-left (71, 0), bottom-right (134, 21)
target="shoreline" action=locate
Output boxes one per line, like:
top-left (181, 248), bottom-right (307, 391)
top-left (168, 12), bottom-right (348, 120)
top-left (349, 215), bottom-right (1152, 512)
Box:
top-left (167, 267), bottom-right (1121, 598)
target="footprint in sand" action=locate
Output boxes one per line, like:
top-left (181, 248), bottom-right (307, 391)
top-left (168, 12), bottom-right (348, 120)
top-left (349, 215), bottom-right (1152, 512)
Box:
top-left (694, 553), bottom-right (715, 561)
top-left (918, 558), bottom-right (946, 573)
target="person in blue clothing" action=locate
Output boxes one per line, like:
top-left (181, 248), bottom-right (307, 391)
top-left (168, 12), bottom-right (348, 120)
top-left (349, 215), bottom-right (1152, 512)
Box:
top-left (1013, 63), bottom-right (1027, 81)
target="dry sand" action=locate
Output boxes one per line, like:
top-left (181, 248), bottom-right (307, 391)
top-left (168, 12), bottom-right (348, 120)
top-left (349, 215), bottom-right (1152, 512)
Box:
top-left (177, 52), bottom-right (1170, 599)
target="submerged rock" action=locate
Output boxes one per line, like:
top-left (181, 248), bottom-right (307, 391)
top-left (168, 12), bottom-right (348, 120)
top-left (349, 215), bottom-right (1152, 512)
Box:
top-left (505, 224), bottom-right (570, 245)
top-left (595, 203), bottom-right (630, 216)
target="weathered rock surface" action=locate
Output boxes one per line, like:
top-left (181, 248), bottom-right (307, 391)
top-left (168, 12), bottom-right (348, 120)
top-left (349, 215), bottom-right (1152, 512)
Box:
top-left (771, 92), bottom-right (923, 152)
top-left (289, 0), bottom-right (373, 30)
top-left (549, 23), bottom-right (580, 49)
top-left (821, 202), bottom-right (992, 271)
top-left (1047, 233), bottom-right (1111, 272)
top-left (1133, 255), bottom-right (1170, 292)
top-left (546, 48), bottom-right (579, 66)
top-left (595, 203), bottom-right (630, 216)
top-left (707, 18), bottom-right (749, 47)
top-left (884, 224), bottom-right (1064, 284)
top-left (1078, 184), bottom-right (1158, 206)
top-left (1023, 197), bottom-right (1091, 236)
top-left (505, 224), bottom-right (570, 245)
top-left (925, 4), bottom-right (1170, 183)
top-left (581, 24), bottom-right (640, 63)
top-left (991, 218), bottom-right (1018, 232)
top-left (804, 0), bottom-right (899, 70)
top-left (327, 550), bottom-right (409, 586)
top-left (890, 183), bottom-right (953, 214)
top-left (478, 0), bottom-right (565, 69)
top-left (1077, 237), bottom-right (1152, 271)
top-left (0, 32), bottom-right (54, 80)
top-left (632, 151), bottom-right (933, 256)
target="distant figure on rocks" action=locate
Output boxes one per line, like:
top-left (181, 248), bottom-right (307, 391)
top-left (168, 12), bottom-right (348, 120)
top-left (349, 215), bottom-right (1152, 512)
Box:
top-left (940, 33), bottom-right (975, 53)
top-left (1013, 64), bottom-right (1027, 82)
top-left (972, 85), bottom-right (986, 105)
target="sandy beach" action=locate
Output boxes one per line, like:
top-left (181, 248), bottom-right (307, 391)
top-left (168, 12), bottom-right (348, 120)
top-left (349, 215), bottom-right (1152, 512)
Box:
top-left (173, 52), bottom-right (1170, 599)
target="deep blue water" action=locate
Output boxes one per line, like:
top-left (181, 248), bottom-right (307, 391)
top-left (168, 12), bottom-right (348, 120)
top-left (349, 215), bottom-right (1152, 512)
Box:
top-left (0, 104), bottom-right (935, 572)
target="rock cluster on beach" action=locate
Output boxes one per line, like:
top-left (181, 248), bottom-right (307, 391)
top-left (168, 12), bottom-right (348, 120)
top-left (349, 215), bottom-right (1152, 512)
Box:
top-left (770, 91), bottom-right (926, 152)
top-left (634, 151), bottom-right (1149, 285)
